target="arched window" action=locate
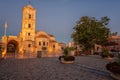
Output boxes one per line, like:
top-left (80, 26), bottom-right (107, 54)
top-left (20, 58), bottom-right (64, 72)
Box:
top-left (28, 44), bottom-right (31, 48)
top-left (29, 14), bottom-right (31, 19)
top-left (28, 24), bottom-right (31, 28)
top-left (43, 42), bottom-right (45, 46)
top-left (53, 45), bottom-right (55, 48)
top-left (39, 42), bottom-right (41, 46)
top-left (28, 33), bottom-right (30, 36)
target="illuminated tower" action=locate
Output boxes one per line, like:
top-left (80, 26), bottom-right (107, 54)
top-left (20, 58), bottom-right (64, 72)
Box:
top-left (20, 4), bottom-right (36, 41)
top-left (19, 4), bottom-right (36, 54)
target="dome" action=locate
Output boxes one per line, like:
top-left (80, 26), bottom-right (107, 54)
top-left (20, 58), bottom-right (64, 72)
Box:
top-left (36, 34), bottom-right (49, 38)
top-left (36, 30), bottom-right (49, 38)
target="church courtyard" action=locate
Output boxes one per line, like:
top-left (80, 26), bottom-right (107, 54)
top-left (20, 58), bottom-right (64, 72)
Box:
top-left (0, 55), bottom-right (114, 80)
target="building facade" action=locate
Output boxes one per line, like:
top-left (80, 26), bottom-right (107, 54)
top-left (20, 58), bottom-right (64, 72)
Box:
top-left (109, 34), bottom-right (120, 51)
top-left (2, 4), bottom-right (61, 58)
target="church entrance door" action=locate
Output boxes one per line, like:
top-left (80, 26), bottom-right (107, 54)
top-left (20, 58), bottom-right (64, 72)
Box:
top-left (6, 40), bottom-right (18, 58)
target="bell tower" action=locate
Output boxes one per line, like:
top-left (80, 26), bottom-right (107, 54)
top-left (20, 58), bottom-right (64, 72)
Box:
top-left (20, 4), bottom-right (36, 41)
top-left (19, 3), bottom-right (36, 55)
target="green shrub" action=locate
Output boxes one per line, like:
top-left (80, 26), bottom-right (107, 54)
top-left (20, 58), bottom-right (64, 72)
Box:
top-left (63, 47), bottom-right (69, 56)
top-left (109, 53), bottom-right (114, 58)
top-left (101, 52), bottom-right (109, 58)
top-left (101, 48), bottom-right (115, 58)
top-left (42, 47), bottom-right (47, 51)
top-left (63, 47), bottom-right (75, 56)
top-left (69, 47), bottom-right (75, 51)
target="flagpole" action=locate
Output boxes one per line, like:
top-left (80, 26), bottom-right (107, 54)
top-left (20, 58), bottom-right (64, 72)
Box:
top-left (4, 27), bottom-right (6, 36)
top-left (4, 21), bottom-right (8, 58)
top-left (4, 21), bottom-right (8, 36)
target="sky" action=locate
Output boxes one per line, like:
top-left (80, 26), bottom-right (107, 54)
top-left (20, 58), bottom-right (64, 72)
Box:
top-left (0, 0), bottom-right (120, 44)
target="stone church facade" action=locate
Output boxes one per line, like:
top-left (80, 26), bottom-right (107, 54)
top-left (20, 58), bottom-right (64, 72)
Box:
top-left (2, 4), bottom-right (61, 58)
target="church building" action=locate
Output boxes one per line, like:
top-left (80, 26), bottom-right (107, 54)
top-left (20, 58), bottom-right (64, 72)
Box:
top-left (1, 4), bottom-right (61, 58)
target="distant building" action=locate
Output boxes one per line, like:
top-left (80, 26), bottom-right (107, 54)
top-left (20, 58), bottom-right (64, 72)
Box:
top-left (58, 42), bottom-right (66, 51)
top-left (68, 41), bottom-right (75, 48)
top-left (1, 4), bottom-right (60, 58)
top-left (68, 41), bottom-right (82, 55)
top-left (109, 34), bottom-right (120, 51)
top-left (94, 34), bottom-right (120, 54)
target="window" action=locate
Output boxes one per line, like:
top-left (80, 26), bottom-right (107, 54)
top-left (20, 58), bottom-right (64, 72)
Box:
top-left (28, 33), bottom-right (30, 36)
top-left (39, 42), bottom-right (41, 46)
top-left (29, 14), bottom-right (31, 19)
top-left (28, 24), bottom-right (31, 28)
top-left (53, 45), bottom-right (55, 48)
top-left (43, 42), bottom-right (45, 46)
top-left (28, 44), bottom-right (31, 48)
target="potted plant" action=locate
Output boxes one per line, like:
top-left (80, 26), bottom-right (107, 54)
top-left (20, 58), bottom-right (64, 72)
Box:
top-left (100, 48), bottom-right (114, 59)
top-left (69, 47), bottom-right (75, 56)
top-left (59, 47), bottom-right (75, 64)
top-left (106, 54), bottom-right (120, 79)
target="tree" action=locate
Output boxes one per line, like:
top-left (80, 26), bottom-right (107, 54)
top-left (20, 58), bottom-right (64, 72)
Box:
top-left (71, 16), bottom-right (110, 54)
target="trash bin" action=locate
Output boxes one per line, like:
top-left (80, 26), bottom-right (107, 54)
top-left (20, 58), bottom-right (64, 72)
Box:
top-left (37, 51), bottom-right (42, 58)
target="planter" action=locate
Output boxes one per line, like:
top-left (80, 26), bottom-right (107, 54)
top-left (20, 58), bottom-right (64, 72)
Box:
top-left (110, 73), bottom-right (120, 80)
top-left (69, 51), bottom-right (75, 56)
top-left (104, 57), bottom-right (113, 60)
top-left (101, 48), bottom-right (114, 59)
top-left (101, 56), bottom-right (113, 60)
top-left (61, 60), bottom-right (74, 64)
top-left (59, 56), bottom-right (75, 64)
top-left (106, 62), bottom-right (120, 80)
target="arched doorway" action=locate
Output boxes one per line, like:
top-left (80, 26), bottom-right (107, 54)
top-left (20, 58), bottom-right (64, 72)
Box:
top-left (7, 40), bottom-right (18, 58)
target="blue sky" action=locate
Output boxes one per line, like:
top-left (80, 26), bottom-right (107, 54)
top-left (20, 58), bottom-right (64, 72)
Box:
top-left (0, 0), bottom-right (120, 44)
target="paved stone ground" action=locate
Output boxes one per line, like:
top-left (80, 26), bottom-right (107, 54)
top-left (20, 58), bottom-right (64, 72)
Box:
top-left (0, 55), bottom-right (115, 80)
top-left (75, 55), bottom-right (115, 71)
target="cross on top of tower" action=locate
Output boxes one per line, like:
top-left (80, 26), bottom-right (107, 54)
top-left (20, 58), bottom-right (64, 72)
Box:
top-left (27, 0), bottom-right (33, 8)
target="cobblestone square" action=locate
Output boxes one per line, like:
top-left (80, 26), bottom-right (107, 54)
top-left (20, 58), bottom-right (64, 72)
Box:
top-left (0, 55), bottom-right (115, 80)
